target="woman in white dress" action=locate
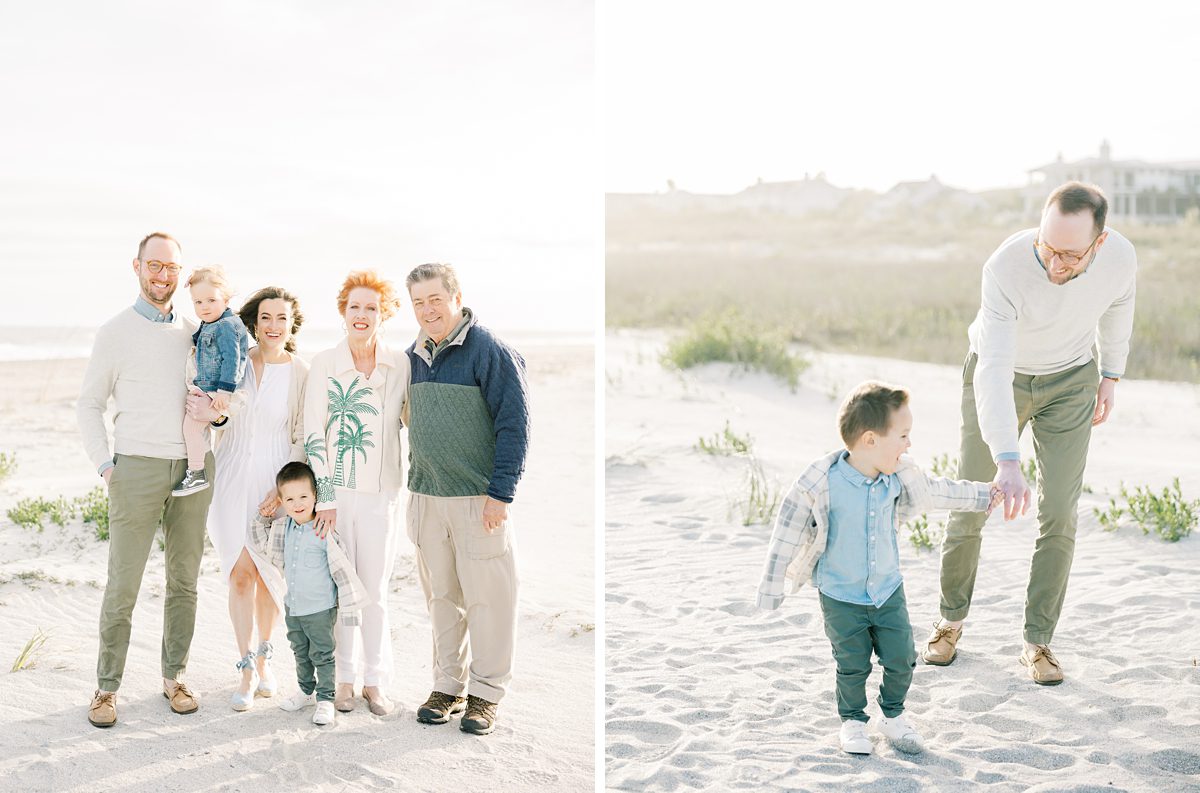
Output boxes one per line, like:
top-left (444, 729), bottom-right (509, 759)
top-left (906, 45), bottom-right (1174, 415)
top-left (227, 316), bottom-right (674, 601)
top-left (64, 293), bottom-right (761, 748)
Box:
top-left (201, 286), bottom-right (309, 710)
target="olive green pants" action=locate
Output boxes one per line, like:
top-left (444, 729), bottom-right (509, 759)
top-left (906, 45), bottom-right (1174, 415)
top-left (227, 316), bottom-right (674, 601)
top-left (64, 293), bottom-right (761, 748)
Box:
top-left (939, 353), bottom-right (1098, 645)
top-left (820, 584), bottom-right (916, 723)
top-left (286, 606), bottom-right (337, 702)
top-left (97, 452), bottom-right (215, 691)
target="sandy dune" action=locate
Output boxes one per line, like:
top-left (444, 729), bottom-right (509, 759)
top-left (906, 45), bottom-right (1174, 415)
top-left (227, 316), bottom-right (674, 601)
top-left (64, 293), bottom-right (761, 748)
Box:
top-left (605, 330), bottom-right (1200, 792)
top-left (0, 344), bottom-right (594, 793)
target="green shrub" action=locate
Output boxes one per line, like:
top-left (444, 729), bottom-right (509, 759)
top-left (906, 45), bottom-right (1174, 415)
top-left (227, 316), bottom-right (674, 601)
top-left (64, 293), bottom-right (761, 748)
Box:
top-left (1021, 457), bottom-right (1038, 483)
top-left (905, 513), bottom-right (942, 551)
top-left (663, 312), bottom-right (808, 391)
top-left (696, 421), bottom-right (754, 456)
top-left (0, 451), bottom-right (17, 482)
top-left (76, 486), bottom-right (110, 541)
top-left (1095, 478), bottom-right (1198, 542)
top-left (929, 453), bottom-right (959, 479)
top-left (7, 496), bottom-right (77, 531)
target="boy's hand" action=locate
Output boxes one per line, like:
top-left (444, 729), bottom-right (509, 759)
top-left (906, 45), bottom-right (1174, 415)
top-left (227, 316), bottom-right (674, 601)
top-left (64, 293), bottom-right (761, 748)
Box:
top-left (986, 484), bottom-right (1005, 516)
top-left (211, 390), bottom-right (231, 412)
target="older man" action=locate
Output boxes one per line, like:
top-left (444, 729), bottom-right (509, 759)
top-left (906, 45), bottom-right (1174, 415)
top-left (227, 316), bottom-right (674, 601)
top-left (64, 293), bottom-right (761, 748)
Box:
top-left (923, 183), bottom-right (1137, 685)
top-left (403, 262), bottom-right (530, 735)
top-left (77, 232), bottom-right (217, 726)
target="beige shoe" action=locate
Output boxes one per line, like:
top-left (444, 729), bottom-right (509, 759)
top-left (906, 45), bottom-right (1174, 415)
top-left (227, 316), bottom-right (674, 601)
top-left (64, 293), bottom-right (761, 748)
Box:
top-left (334, 683), bottom-right (357, 713)
top-left (89, 689), bottom-right (117, 728)
top-left (362, 686), bottom-right (393, 716)
top-left (163, 679), bottom-right (200, 714)
top-left (1020, 645), bottom-right (1064, 685)
top-left (922, 622), bottom-right (962, 666)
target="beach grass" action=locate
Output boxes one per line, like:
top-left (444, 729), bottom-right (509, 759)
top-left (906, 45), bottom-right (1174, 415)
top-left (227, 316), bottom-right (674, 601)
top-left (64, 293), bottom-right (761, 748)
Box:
top-left (0, 451), bottom-right (16, 482)
top-left (608, 201), bottom-right (1200, 383)
top-left (10, 628), bottom-right (49, 672)
top-left (1095, 478), bottom-right (1197, 542)
top-left (663, 312), bottom-right (808, 390)
top-left (696, 421), bottom-right (754, 456)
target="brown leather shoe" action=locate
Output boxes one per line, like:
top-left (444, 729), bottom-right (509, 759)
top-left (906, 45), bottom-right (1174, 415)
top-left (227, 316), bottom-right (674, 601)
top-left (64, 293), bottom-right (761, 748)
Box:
top-left (89, 689), bottom-right (117, 728)
top-left (1020, 645), bottom-right (1064, 685)
top-left (163, 679), bottom-right (200, 714)
top-left (334, 683), bottom-right (357, 713)
top-left (922, 623), bottom-right (962, 666)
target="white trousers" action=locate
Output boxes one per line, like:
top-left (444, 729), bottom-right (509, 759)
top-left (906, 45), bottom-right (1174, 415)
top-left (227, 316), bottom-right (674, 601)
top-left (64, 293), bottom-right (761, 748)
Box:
top-left (333, 487), bottom-right (401, 687)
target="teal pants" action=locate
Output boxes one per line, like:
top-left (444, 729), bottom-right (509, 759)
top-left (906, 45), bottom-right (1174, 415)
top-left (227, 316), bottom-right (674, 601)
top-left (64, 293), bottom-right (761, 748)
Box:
top-left (286, 606), bottom-right (337, 702)
top-left (819, 584), bottom-right (916, 723)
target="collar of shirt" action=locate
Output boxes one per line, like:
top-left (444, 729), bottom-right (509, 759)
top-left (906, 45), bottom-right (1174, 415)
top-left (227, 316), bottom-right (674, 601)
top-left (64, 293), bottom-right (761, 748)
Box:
top-left (287, 516), bottom-right (317, 533)
top-left (833, 450), bottom-right (886, 488)
top-left (415, 307), bottom-right (476, 363)
top-left (334, 336), bottom-right (396, 376)
top-left (133, 294), bottom-right (175, 323)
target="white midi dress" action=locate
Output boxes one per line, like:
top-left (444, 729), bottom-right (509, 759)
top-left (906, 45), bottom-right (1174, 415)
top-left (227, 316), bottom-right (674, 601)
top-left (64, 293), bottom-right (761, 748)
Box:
top-left (206, 361), bottom-right (293, 613)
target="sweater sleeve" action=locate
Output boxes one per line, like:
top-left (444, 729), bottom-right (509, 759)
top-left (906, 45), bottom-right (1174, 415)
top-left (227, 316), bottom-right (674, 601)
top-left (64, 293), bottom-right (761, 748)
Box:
top-left (76, 326), bottom-right (118, 471)
top-left (1096, 263), bottom-right (1137, 379)
top-left (477, 338), bottom-right (530, 503)
top-left (303, 354), bottom-right (338, 511)
top-left (973, 263), bottom-right (1021, 461)
top-left (289, 357), bottom-right (309, 463)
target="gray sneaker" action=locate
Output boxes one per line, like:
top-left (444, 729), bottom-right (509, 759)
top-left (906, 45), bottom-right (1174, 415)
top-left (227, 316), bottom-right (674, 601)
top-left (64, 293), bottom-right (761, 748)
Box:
top-left (171, 469), bottom-right (210, 497)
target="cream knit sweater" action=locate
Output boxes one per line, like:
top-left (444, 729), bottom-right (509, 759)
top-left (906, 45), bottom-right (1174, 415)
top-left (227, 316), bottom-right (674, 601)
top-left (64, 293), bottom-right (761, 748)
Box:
top-left (77, 306), bottom-right (197, 468)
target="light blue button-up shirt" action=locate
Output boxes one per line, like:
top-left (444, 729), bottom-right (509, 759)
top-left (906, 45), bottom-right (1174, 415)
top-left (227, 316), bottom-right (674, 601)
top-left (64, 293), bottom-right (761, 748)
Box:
top-left (282, 517), bottom-right (337, 617)
top-left (815, 451), bottom-right (904, 607)
top-left (133, 294), bottom-right (175, 323)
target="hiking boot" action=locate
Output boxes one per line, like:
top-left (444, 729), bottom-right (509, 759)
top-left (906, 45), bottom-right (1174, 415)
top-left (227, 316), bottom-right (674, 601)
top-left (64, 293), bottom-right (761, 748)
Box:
top-left (89, 689), bottom-right (117, 728)
top-left (163, 679), bottom-right (200, 714)
top-left (1020, 644), bottom-right (1064, 685)
top-left (417, 691), bottom-right (466, 724)
top-left (171, 469), bottom-right (210, 497)
top-left (460, 695), bottom-right (498, 735)
top-left (922, 622), bottom-right (963, 666)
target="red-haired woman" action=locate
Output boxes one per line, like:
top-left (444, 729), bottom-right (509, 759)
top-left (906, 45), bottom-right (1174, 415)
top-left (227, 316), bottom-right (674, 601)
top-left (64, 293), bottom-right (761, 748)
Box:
top-left (302, 270), bottom-right (410, 715)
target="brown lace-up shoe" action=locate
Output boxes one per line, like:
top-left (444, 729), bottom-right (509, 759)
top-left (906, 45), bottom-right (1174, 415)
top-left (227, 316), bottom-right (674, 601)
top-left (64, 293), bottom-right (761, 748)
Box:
top-left (163, 679), bottom-right (200, 714)
top-left (922, 622), bottom-right (963, 666)
top-left (460, 695), bottom-right (498, 735)
top-left (1020, 644), bottom-right (1064, 685)
top-left (417, 691), bottom-right (467, 724)
top-left (89, 690), bottom-right (117, 728)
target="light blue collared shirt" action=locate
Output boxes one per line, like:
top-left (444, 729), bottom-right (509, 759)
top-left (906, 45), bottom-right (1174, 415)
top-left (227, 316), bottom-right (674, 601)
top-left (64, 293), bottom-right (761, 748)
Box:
top-left (282, 517), bottom-right (337, 617)
top-left (133, 294), bottom-right (175, 323)
top-left (815, 451), bottom-right (904, 607)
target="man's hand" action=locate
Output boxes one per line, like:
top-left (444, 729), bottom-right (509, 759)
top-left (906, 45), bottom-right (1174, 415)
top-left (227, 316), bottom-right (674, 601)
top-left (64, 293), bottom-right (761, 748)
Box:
top-left (314, 508), bottom-right (336, 539)
top-left (186, 391), bottom-right (222, 422)
top-left (1093, 377), bottom-right (1117, 426)
top-left (258, 489), bottom-right (280, 517)
top-left (483, 497), bottom-right (508, 534)
top-left (102, 468), bottom-right (113, 487)
top-left (995, 459), bottom-right (1032, 521)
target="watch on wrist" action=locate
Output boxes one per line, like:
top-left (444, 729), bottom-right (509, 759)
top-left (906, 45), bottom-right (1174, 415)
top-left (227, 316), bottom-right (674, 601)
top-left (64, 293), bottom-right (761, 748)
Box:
top-left (1104, 375), bottom-right (1120, 383)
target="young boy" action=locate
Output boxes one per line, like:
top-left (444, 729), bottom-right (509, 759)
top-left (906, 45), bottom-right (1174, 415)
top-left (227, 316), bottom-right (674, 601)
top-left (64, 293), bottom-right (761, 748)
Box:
top-left (173, 265), bottom-right (249, 496)
top-left (252, 462), bottom-right (368, 726)
top-left (756, 381), bottom-right (1001, 756)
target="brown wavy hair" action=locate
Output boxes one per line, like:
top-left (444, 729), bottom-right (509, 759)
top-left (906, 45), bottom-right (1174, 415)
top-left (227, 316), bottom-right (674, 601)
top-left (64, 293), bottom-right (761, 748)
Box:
top-left (239, 286), bottom-right (305, 353)
top-left (336, 270), bottom-right (402, 321)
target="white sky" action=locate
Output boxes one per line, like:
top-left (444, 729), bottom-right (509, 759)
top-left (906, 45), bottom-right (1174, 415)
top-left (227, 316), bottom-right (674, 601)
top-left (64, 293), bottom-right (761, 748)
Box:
top-left (602, 0), bottom-right (1200, 194)
top-left (0, 0), bottom-right (596, 334)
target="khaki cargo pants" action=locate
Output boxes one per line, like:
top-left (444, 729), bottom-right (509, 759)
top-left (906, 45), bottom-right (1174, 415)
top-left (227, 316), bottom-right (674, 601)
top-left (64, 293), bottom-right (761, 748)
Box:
top-left (408, 493), bottom-right (519, 704)
top-left (939, 352), bottom-right (1098, 645)
top-left (98, 452), bottom-right (215, 691)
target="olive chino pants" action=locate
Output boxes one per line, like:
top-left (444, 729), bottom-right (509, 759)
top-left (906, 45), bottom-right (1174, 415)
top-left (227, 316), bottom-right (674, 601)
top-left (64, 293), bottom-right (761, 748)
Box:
top-left (97, 452), bottom-right (215, 691)
top-left (939, 352), bottom-right (1098, 645)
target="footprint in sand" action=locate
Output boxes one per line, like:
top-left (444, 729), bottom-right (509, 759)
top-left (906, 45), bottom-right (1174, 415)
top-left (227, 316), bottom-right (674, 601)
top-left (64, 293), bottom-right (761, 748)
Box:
top-left (1147, 749), bottom-right (1200, 775)
top-left (642, 493), bottom-right (687, 503)
top-left (1110, 704), bottom-right (1167, 722)
top-left (717, 601), bottom-right (757, 617)
top-left (978, 746), bottom-right (1075, 771)
top-left (606, 718), bottom-right (684, 745)
top-left (954, 692), bottom-right (1012, 712)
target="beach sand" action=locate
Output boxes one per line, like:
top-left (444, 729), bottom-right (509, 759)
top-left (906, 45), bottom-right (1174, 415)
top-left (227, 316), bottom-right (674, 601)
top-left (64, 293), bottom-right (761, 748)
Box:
top-left (605, 329), bottom-right (1200, 792)
top-left (0, 344), bottom-right (594, 793)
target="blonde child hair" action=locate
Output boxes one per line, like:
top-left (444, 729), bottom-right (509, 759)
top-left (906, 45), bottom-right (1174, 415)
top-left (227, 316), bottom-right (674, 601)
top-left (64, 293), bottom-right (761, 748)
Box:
top-left (186, 265), bottom-right (236, 301)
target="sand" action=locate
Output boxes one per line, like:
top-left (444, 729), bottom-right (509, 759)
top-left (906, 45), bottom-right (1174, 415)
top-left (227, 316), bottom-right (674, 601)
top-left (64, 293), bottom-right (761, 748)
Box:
top-left (605, 329), bottom-right (1200, 792)
top-left (0, 344), bottom-right (594, 793)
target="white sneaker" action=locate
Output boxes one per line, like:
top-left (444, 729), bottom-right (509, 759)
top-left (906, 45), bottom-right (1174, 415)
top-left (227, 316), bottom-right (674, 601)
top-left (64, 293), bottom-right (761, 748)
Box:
top-left (313, 700), bottom-right (335, 726)
top-left (278, 690), bottom-right (316, 712)
top-left (876, 713), bottom-right (924, 754)
top-left (839, 720), bottom-right (873, 755)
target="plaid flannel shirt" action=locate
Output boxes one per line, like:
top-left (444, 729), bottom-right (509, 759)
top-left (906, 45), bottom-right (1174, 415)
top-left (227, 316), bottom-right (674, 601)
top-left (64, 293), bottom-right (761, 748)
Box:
top-left (756, 451), bottom-right (991, 611)
top-left (250, 514), bottom-right (369, 626)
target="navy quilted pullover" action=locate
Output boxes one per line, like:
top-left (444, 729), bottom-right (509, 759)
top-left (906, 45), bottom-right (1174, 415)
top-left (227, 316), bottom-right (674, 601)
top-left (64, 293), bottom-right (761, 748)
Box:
top-left (405, 309), bottom-right (530, 502)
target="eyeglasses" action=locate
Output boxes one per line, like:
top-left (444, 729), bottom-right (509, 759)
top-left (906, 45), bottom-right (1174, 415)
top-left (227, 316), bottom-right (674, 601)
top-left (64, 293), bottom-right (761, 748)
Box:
top-left (1033, 234), bottom-right (1101, 268)
top-left (143, 260), bottom-right (182, 275)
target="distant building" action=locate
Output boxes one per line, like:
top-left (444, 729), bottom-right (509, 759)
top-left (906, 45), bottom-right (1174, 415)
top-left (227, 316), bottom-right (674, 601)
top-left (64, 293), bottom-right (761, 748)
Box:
top-left (1026, 140), bottom-right (1200, 223)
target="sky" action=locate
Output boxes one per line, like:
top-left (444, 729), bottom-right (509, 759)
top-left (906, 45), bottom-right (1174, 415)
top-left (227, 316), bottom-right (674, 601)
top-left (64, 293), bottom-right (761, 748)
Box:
top-left (0, 1), bottom-right (596, 334)
top-left (602, 1), bottom-right (1200, 195)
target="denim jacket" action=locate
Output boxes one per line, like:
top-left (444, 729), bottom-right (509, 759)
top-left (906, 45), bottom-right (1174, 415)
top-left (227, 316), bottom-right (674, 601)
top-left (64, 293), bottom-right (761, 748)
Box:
top-left (191, 308), bottom-right (249, 393)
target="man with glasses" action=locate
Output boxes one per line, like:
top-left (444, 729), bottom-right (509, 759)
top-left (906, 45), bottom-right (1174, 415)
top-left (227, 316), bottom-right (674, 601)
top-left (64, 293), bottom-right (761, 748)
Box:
top-left (922, 182), bottom-right (1137, 685)
top-left (77, 232), bottom-right (217, 726)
